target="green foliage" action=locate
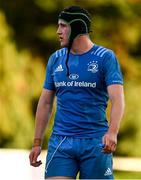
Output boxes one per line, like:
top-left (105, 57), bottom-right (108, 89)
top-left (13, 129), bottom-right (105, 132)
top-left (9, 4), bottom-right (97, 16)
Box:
top-left (0, 12), bottom-right (45, 148)
top-left (0, 0), bottom-right (141, 156)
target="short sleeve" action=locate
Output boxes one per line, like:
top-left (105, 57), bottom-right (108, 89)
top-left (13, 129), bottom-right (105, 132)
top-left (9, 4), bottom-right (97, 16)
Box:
top-left (103, 51), bottom-right (123, 87)
top-left (43, 54), bottom-right (55, 91)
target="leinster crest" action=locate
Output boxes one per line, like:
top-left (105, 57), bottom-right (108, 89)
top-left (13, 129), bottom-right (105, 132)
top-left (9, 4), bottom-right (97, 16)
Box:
top-left (87, 61), bottom-right (98, 73)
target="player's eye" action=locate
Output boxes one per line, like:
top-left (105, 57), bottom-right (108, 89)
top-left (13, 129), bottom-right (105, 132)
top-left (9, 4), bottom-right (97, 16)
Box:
top-left (60, 23), bottom-right (67, 28)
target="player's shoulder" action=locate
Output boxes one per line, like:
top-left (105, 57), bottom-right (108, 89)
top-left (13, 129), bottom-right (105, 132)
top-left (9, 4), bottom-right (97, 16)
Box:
top-left (52, 47), bottom-right (67, 59)
top-left (48, 47), bottom-right (67, 66)
top-left (92, 44), bottom-right (114, 58)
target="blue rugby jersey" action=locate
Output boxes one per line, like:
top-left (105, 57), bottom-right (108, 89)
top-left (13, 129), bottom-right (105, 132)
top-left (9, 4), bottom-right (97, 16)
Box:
top-left (43, 44), bottom-right (123, 138)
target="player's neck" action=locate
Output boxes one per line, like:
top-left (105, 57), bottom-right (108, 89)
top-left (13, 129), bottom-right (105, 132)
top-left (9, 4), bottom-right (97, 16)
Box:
top-left (71, 35), bottom-right (94, 55)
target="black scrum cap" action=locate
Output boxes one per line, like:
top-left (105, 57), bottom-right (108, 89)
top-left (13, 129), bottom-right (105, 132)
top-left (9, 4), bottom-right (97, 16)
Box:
top-left (58, 6), bottom-right (91, 76)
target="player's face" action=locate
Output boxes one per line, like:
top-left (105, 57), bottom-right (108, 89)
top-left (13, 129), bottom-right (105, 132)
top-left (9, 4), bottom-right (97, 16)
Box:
top-left (57, 19), bottom-right (70, 47)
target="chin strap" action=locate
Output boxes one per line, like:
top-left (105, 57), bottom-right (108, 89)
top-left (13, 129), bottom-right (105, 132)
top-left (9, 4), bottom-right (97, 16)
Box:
top-left (65, 39), bottom-right (73, 76)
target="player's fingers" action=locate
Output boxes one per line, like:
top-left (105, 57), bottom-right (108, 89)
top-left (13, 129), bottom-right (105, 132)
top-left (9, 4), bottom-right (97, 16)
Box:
top-left (103, 143), bottom-right (116, 153)
top-left (29, 151), bottom-right (39, 166)
top-left (111, 143), bottom-right (117, 152)
top-left (102, 139), bottom-right (112, 153)
top-left (102, 135), bottom-right (107, 148)
top-left (103, 137), bottom-right (110, 150)
top-left (29, 151), bottom-right (34, 165)
top-left (31, 160), bottom-right (42, 167)
top-left (102, 145), bottom-right (111, 153)
top-left (102, 149), bottom-right (111, 153)
top-left (32, 151), bottom-right (39, 164)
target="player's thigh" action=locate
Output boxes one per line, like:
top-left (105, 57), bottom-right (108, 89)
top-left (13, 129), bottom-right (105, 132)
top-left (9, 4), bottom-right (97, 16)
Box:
top-left (45, 156), bottom-right (78, 179)
top-left (80, 151), bottom-right (114, 179)
top-left (79, 138), bottom-right (114, 179)
top-left (45, 135), bottom-right (79, 179)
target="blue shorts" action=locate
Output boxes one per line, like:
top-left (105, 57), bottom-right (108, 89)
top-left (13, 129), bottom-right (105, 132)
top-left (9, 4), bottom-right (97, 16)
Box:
top-left (45, 135), bottom-right (114, 179)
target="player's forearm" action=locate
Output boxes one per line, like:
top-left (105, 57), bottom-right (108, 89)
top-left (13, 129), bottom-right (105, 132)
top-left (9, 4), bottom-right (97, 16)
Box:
top-left (108, 96), bottom-right (125, 134)
top-left (34, 104), bottom-right (53, 141)
top-left (33, 94), bottom-right (54, 147)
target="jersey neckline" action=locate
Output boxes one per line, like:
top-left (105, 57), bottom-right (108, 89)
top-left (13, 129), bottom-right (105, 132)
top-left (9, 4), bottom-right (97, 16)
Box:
top-left (70, 43), bottom-right (97, 56)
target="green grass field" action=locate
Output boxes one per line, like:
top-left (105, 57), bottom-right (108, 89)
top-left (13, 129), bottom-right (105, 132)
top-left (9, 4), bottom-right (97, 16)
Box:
top-left (76, 171), bottom-right (141, 179)
top-left (114, 170), bottom-right (141, 179)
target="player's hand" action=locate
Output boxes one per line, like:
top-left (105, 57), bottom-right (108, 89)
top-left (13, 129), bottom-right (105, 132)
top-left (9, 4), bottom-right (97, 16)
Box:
top-left (29, 146), bottom-right (42, 167)
top-left (102, 131), bottom-right (117, 153)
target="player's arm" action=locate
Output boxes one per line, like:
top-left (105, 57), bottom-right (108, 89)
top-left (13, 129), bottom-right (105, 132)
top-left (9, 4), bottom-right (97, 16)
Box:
top-left (29, 88), bottom-right (55, 167)
top-left (102, 84), bottom-right (125, 153)
top-left (34, 88), bottom-right (55, 140)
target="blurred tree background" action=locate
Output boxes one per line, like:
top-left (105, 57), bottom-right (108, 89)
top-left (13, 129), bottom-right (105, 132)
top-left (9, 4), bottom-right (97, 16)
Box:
top-left (0, 0), bottom-right (141, 156)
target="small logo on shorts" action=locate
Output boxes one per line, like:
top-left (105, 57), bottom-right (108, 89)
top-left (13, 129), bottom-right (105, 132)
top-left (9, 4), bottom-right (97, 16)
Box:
top-left (104, 168), bottom-right (112, 176)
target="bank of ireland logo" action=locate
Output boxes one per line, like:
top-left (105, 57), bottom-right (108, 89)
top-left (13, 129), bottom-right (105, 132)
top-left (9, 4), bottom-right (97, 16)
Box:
top-left (69, 74), bottom-right (79, 80)
top-left (87, 61), bottom-right (98, 73)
